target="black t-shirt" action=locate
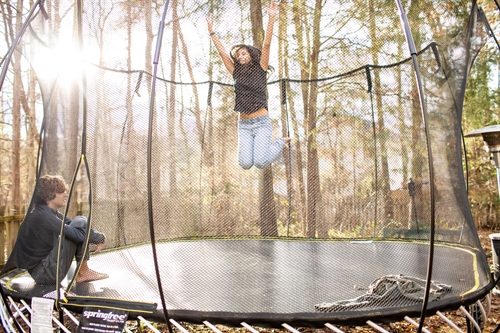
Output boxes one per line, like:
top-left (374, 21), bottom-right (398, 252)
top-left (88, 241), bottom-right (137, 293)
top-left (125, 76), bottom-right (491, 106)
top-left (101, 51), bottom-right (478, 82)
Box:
top-left (14, 205), bottom-right (104, 271)
top-left (233, 63), bottom-right (268, 114)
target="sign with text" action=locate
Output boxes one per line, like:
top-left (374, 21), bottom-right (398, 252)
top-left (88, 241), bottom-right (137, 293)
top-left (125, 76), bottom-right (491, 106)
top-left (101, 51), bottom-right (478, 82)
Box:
top-left (31, 297), bottom-right (55, 333)
top-left (77, 307), bottom-right (128, 333)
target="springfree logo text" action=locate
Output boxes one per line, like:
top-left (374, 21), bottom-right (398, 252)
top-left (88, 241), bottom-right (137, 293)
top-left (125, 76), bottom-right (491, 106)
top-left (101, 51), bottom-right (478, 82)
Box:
top-left (82, 309), bottom-right (127, 323)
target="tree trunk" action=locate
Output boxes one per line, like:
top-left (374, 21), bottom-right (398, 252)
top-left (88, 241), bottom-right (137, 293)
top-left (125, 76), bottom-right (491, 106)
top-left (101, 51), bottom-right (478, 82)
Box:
top-left (305, 0), bottom-right (323, 238)
top-left (369, 0), bottom-right (391, 227)
top-left (251, 0), bottom-right (277, 237)
top-left (168, 0), bottom-right (178, 199)
top-left (292, 0), bottom-right (311, 236)
top-left (11, 0), bottom-right (24, 210)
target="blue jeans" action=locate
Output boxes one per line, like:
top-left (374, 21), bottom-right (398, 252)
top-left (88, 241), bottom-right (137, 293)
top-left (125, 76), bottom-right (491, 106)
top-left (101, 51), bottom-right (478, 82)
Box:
top-left (238, 116), bottom-right (285, 169)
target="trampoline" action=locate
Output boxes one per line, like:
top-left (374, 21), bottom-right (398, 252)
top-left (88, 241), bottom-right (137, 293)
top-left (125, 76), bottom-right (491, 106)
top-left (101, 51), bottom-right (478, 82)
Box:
top-left (0, 0), bottom-right (496, 330)
top-left (0, 239), bottom-right (492, 327)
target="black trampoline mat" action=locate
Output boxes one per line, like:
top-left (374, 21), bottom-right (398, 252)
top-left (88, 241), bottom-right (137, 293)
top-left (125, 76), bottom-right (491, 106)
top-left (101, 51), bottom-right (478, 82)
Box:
top-left (1, 239), bottom-right (491, 322)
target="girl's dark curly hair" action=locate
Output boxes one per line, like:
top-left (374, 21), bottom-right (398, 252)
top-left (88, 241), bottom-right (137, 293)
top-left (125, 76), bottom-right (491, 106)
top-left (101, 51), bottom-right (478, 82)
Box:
top-left (230, 44), bottom-right (262, 65)
top-left (229, 44), bottom-right (274, 77)
top-left (34, 175), bottom-right (67, 205)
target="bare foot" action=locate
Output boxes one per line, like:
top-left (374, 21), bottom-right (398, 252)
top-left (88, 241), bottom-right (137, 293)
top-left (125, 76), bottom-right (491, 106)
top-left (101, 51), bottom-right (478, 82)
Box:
top-left (76, 269), bottom-right (109, 283)
top-left (283, 137), bottom-right (291, 143)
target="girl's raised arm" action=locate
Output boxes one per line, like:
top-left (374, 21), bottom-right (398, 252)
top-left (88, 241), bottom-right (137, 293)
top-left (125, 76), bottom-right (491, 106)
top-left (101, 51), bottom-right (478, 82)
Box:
top-left (260, 1), bottom-right (279, 70)
top-left (207, 15), bottom-right (235, 74)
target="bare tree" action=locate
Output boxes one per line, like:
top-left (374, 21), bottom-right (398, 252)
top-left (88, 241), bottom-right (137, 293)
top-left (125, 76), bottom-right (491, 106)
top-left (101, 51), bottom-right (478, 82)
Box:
top-left (167, 0), bottom-right (179, 198)
top-left (10, 0), bottom-right (24, 210)
top-left (277, 4), bottom-right (305, 234)
top-left (250, 0), bottom-right (277, 237)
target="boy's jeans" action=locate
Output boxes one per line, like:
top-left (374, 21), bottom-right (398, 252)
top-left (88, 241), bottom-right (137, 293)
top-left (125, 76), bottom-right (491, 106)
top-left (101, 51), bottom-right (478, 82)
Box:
top-left (29, 216), bottom-right (88, 285)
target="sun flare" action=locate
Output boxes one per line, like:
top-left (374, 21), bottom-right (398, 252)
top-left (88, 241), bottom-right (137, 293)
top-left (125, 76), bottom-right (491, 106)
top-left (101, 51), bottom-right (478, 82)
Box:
top-left (32, 44), bottom-right (98, 83)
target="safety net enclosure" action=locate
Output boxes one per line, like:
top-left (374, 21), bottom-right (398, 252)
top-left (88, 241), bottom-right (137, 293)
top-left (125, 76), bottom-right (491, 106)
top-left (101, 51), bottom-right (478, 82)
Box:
top-left (0, 0), bottom-right (495, 328)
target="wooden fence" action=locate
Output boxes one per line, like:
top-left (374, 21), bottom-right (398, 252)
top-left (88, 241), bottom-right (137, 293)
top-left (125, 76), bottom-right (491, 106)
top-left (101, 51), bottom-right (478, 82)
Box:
top-left (0, 206), bottom-right (25, 267)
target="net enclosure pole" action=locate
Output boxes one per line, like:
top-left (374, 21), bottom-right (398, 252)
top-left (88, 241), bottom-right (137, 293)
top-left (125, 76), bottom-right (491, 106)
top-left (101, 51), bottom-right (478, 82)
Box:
top-left (394, 1), bottom-right (437, 333)
top-left (0, 0), bottom-right (48, 92)
top-left (147, 1), bottom-right (173, 331)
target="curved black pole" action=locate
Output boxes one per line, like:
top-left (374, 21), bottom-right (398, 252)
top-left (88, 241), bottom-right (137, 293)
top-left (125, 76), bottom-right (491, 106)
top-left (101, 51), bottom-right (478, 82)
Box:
top-left (147, 1), bottom-right (173, 332)
top-left (394, 1), bottom-right (436, 332)
top-left (366, 66), bottom-right (378, 237)
top-left (280, 78), bottom-right (293, 237)
top-left (480, 6), bottom-right (500, 52)
top-left (55, 0), bottom-right (92, 307)
top-left (0, 0), bottom-right (46, 92)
